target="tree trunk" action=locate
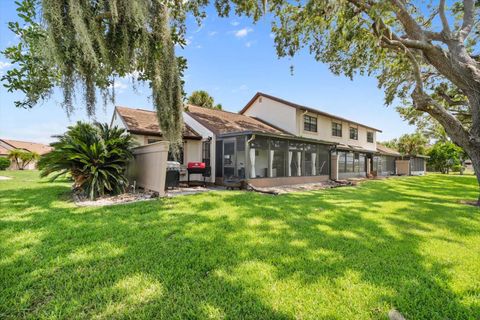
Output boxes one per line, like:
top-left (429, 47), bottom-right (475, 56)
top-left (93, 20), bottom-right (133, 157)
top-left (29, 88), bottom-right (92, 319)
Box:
top-left (468, 148), bottom-right (480, 206)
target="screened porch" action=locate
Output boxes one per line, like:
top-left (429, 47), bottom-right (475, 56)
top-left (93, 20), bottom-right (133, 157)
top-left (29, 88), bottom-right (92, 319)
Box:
top-left (216, 134), bottom-right (332, 183)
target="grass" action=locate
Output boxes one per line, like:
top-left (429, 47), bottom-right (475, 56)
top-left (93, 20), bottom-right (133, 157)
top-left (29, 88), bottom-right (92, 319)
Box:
top-left (0, 171), bottom-right (479, 319)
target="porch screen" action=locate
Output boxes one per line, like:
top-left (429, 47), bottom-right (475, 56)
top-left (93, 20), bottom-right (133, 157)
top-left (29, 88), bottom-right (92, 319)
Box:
top-left (338, 152), bottom-right (347, 173)
top-left (270, 139), bottom-right (287, 177)
top-left (410, 157), bottom-right (425, 172)
top-left (249, 136), bottom-right (268, 178)
top-left (317, 145), bottom-right (330, 175)
top-left (289, 142), bottom-right (303, 177)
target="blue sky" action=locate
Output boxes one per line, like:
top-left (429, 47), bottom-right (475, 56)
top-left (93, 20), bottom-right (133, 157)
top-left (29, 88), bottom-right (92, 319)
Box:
top-left (0, 2), bottom-right (415, 143)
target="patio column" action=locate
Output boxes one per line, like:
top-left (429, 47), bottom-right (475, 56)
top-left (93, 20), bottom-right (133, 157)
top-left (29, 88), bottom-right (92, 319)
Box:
top-left (311, 152), bottom-right (317, 176)
top-left (249, 148), bottom-right (256, 178)
top-left (330, 154), bottom-right (338, 180)
top-left (297, 152), bottom-right (302, 176)
top-left (269, 149), bottom-right (274, 177)
top-left (288, 151), bottom-right (293, 176)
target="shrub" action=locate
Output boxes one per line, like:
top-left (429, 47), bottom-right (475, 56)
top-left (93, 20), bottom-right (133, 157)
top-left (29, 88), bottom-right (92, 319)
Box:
top-left (7, 149), bottom-right (39, 170)
top-left (38, 122), bottom-right (136, 200)
top-left (0, 157), bottom-right (10, 170)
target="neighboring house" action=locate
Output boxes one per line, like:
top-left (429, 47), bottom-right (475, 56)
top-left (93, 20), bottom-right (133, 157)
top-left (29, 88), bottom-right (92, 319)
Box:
top-left (112, 92), bottom-right (428, 187)
top-left (0, 139), bottom-right (52, 170)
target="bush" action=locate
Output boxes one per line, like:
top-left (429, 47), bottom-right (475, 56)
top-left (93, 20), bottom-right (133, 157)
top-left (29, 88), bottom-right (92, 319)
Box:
top-left (38, 122), bottom-right (136, 200)
top-left (0, 157), bottom-right (10, 170)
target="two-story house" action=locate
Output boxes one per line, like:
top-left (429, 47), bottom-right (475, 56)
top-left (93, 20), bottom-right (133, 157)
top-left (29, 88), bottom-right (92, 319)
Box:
top-left (111, 92), bottom-right (426, 187)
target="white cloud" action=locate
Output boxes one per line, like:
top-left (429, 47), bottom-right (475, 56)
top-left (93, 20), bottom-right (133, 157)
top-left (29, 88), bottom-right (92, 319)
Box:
top-left (234, 28), bottom-right (252, 38)
top-left (0, 61), bottom-right (11, 70)
top-left (0, 61), bottom-right (12, 75)
top-left (245, 41), bottom-right (256, 48)
top-left (269, 33), bottom-right (275, 39)
top-left (230, 21), bottom-right (240, 26)
top-left (208, 31), bottom-right (218, 36)
top-left (232, 84), bottom-right (248, 93)
top-left (195, 44), bottom-right (202, 49)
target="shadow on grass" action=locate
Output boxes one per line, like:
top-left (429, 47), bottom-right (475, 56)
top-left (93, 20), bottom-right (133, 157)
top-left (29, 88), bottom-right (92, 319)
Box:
top-left (0, 173), bottom-right (479, 319)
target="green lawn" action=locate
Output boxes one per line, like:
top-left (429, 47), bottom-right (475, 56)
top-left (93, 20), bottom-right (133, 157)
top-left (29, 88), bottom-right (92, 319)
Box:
top-left (0, 171), bottom-right (479, 319)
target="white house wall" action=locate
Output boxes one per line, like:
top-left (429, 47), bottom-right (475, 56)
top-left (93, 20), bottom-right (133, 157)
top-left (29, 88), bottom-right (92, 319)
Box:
top-left (297, 109), bottom-right (377, 152)
top-left (183, 111), bottom-right (216, 182)
top-left (243, 96), bottom-right (297, 134)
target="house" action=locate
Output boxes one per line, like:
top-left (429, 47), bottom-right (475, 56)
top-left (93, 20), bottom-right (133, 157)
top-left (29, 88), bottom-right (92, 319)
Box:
top-left (0, 139), bottom-right (52, 169)
top-left (111, 92), bottom-right (427, 187)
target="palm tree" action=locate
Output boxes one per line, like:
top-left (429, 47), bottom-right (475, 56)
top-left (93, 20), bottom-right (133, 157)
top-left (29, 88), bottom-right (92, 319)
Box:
top-left (7, 149), bottom-right (39, 170)
top-left (187, 90), bottom-right (222, 110)
top-left (38, 122), bottom-right (136, 200)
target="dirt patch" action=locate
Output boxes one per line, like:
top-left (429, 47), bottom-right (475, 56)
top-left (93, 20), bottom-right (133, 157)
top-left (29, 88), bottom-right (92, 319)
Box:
top-left (74, 192), bottom-right (157, 207)
top-left (166, 185), bottom-right (226, 197)
top-left (248, 180), bottom-right (356, 195)
top-left (459, 200), bottom-right (480, 207)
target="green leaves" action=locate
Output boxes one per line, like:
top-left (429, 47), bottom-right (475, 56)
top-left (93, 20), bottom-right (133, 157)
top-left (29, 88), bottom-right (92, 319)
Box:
top-left (38, 122), bottom-right (135, 200)
top-left (187, 90), bottom-right (222, 110)
top-left (3, 0), bottom-right (185, 142)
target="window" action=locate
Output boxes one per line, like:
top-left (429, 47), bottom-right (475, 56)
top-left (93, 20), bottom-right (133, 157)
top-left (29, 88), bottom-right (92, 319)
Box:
top-left (349, 127), bottom-right (358, 140)
top-left (367, 131), bottom-right (374, 143)
top-left (167, 145), bottom-right (184, 164)
top-left (304, 115), bottom-right (317, 132)
top-left (332, 122), bottom-right (342, 137)
top-left (202, 140), bottom-right (211, 167)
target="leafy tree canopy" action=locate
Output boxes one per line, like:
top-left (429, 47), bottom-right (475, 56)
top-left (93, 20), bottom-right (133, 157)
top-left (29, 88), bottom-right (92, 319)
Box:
top-left (187, 90), bottom-right (222, 110)
top-left (427, 141), bottom-right (465, 174)
top-left (382, 133), bottom-right (428, 156)
top-left (1, 0), bottom-right (206, 147)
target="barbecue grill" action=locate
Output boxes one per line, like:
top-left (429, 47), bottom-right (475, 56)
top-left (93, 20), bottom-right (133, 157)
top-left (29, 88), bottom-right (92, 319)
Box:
top-left (187, 162), bottom-right (210, 186)
top-left (165, 161), bottom-right (180, 189)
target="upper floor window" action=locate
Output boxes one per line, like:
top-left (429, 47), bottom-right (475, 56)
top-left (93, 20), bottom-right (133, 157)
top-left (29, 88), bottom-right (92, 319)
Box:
top-left (332, 122), bottom-right (342, 137)
top-left (304, 115), bottom-right (317, 132)
top-left (349, 127), bottom-right (358, 140)
top-left (367, 131), bottom-right (374, 143)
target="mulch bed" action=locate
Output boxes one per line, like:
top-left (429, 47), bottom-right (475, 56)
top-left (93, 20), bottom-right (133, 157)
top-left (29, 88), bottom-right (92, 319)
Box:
top-left (74, 191), bottom-right (158, 207)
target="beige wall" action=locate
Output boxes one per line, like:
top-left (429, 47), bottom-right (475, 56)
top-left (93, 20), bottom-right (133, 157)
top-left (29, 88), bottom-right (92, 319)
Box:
top-left (242, 96), bottom-right (378, 151)
top-left (395, 160), bottom-right (410, 175)
top-left (243, 96), bottom-right (297, 134)
top-left (130, 142), bottom-right (169, 196)
top-left (297, 109), bottom-right (377, 152)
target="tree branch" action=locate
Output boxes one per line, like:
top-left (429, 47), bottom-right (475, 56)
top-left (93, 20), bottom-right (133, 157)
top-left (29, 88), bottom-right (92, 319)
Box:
top-left (439, 0), bottom-right (451, 36)
top-left (459, 0), bottom-right (475, 41)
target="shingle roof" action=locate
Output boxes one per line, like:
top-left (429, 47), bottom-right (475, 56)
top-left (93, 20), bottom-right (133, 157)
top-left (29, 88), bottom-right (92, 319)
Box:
top-left (186, 104), bottom-right (291, 136)
top-left (0, 145), bottom-right (10, 156)
top-left (115, 106), bottom-right (201, 139)
top-left (0, 139), bottom-right (52, 155)
top-left (376, 143), bottom-right (401, 156)
top-left (240, 92), bottom-right (382, 133)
